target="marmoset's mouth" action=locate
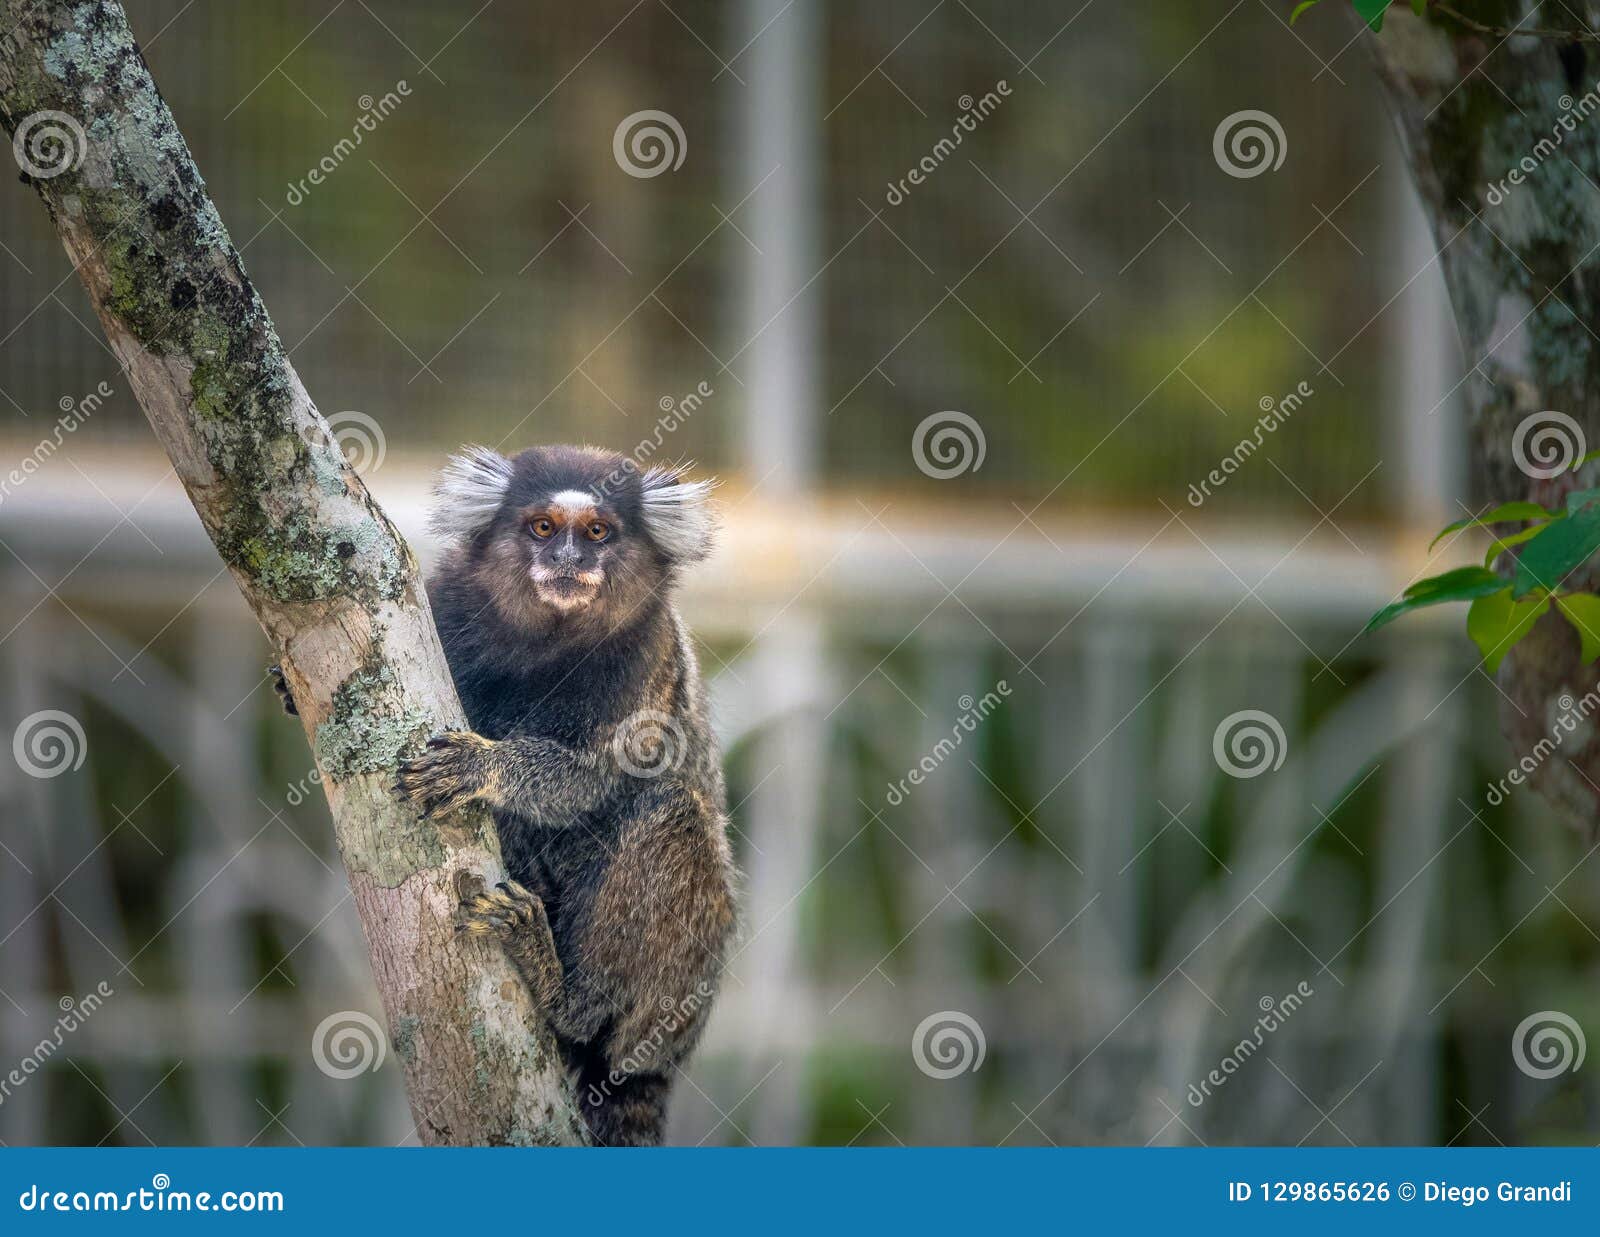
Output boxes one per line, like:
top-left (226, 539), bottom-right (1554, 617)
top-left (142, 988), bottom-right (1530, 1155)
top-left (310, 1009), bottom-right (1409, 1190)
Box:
top-left (531, 568), bottom-right (602, 610)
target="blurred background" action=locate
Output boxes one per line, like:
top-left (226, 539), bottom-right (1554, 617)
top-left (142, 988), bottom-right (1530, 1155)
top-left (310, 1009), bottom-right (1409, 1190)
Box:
top-left (1, 0), bottom-right (1597, 1147)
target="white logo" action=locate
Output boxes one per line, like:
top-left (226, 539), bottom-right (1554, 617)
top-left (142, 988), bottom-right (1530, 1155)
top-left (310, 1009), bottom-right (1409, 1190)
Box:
top-left (311, 1010), bottom-right (387, 1079)
top-left (912, 1010), bottom-right (986, 1079)
top-left (324, 410), bottom-right (387, 474)
top-left (912, 411), bottom-right (986, 479)
top-left (1512, 1010), bottom-right (1586, 1079)
top-left (13, 710), bottom-right (87, 779)
top-left (1212, 709), bottom-right (1287, 778)
top-left (612, 709), bottom-right (687, 778)
top-left (1512, 410), bottom-right (1585, 480)
top-left (1213, 110), bottom-right (1287, 179)
top-left (613, 110), bottom-right (687, 178)
top-left (13, 111), bottom-right (87, 179)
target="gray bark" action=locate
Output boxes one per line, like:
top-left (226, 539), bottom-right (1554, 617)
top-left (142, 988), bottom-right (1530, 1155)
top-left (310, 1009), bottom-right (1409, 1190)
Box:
top-left (0, 0), bottom-right (586, 1143)
top-left (1371, 3), bottom-right (1600, 835)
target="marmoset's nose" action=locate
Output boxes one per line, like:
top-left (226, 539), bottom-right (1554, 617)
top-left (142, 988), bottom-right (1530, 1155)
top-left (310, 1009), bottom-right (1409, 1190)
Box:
top-left (553, 534), bottom-right (583, 567)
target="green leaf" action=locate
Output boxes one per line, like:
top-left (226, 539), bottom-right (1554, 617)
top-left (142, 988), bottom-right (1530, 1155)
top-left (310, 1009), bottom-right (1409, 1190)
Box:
top-left (1400, 564), bottom-right (1507, 600)
top-left (1289, 0), bottom-right (1321, 22)
top-left (1429, 502), bottom-right (1555, 549)
top-left (1567, 486), bottom-right (1600, 513)
top-left (1484, 522), bottom-right (1548, 567)
top-left (1411, 0), bottom-right (1425, 13)
top-left (1353, 0), bottom-right (1394, 32)
top-left (1557, 593), bottom-right (1600, 664)
top-left (1366, 566), bottom-right (1509, 633)
top-left (1513, 504), bottom-right (1600, 597)
top-left (1467, 589), bottom-right (1550, 674)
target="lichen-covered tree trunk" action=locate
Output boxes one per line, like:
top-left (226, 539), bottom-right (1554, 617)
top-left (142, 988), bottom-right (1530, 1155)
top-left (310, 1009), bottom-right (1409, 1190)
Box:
top-left (0, 0), bottom-right (585, 1143)
top-left (1371, 3), bottom-right (1600, 835)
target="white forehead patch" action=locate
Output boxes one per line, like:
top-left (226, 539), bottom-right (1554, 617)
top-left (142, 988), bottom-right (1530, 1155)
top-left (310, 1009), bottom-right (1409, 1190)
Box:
top-left (547, 489), bottom-right (597, 518)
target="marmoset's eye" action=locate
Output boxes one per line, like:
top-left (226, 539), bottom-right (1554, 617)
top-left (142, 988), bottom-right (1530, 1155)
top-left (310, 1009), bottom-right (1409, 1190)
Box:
top-left (585, 520), bottom-right (611, 542)
top-left (529, 517), bottom-right (554, 539)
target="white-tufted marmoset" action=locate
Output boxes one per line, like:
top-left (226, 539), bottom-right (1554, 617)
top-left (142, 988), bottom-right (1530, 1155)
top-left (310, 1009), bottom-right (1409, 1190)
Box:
top-left (275, 444), bottom-right (737, 1145)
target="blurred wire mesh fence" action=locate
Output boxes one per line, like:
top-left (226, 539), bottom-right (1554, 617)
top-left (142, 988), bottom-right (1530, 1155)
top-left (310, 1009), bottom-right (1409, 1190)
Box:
top-left (1, 0), bottom-right (1596, 1146)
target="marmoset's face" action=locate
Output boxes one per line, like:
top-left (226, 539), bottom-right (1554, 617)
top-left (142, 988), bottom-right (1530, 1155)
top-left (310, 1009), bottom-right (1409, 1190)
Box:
top-left (515, 488), bottom-right (621, 613)
top-left (440, 443), bottom-right (705, 637)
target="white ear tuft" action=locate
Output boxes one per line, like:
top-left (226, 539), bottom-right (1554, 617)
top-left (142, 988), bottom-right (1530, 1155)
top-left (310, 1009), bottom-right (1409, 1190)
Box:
top-left (429, 446), bottom-right (514, 545)
top-left (640, 467), bottom-right (717, 563)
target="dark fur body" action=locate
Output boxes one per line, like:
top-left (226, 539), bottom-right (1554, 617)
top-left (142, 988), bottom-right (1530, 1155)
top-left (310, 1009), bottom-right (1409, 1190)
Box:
top-left (399, 445), bottom-right (737, 1145)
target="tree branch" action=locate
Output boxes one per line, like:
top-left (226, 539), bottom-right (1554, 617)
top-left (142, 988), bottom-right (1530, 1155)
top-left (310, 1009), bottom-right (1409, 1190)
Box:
top-left (1429, 1), bottom-right (1600, 45)
top-left (0, 0), bottom-right (587, 1143)
top-left (1369, 5), bottom-right (1600, 837)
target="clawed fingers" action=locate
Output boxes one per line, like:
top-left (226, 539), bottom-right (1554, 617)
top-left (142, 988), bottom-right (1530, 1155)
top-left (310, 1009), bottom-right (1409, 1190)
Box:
top-left (394, 733), bottom-right (487, 819)
top-left (456, 881), bottom-right (542, 937)
top-left (393, 761), bottom-right (470, 819)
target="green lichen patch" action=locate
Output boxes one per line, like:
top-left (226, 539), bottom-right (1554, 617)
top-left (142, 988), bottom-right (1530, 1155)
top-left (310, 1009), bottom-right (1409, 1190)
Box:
top-left (215, 502), bottom-right (406, 606)
top-left (498, 1115), bottom-right (573, 1148)
top-left (344, 822), bottom-right (444, 890)
top-left (392, 1014), bottom-right (421, 1066)
top-left (314, 659), bottom-right (431, 780)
